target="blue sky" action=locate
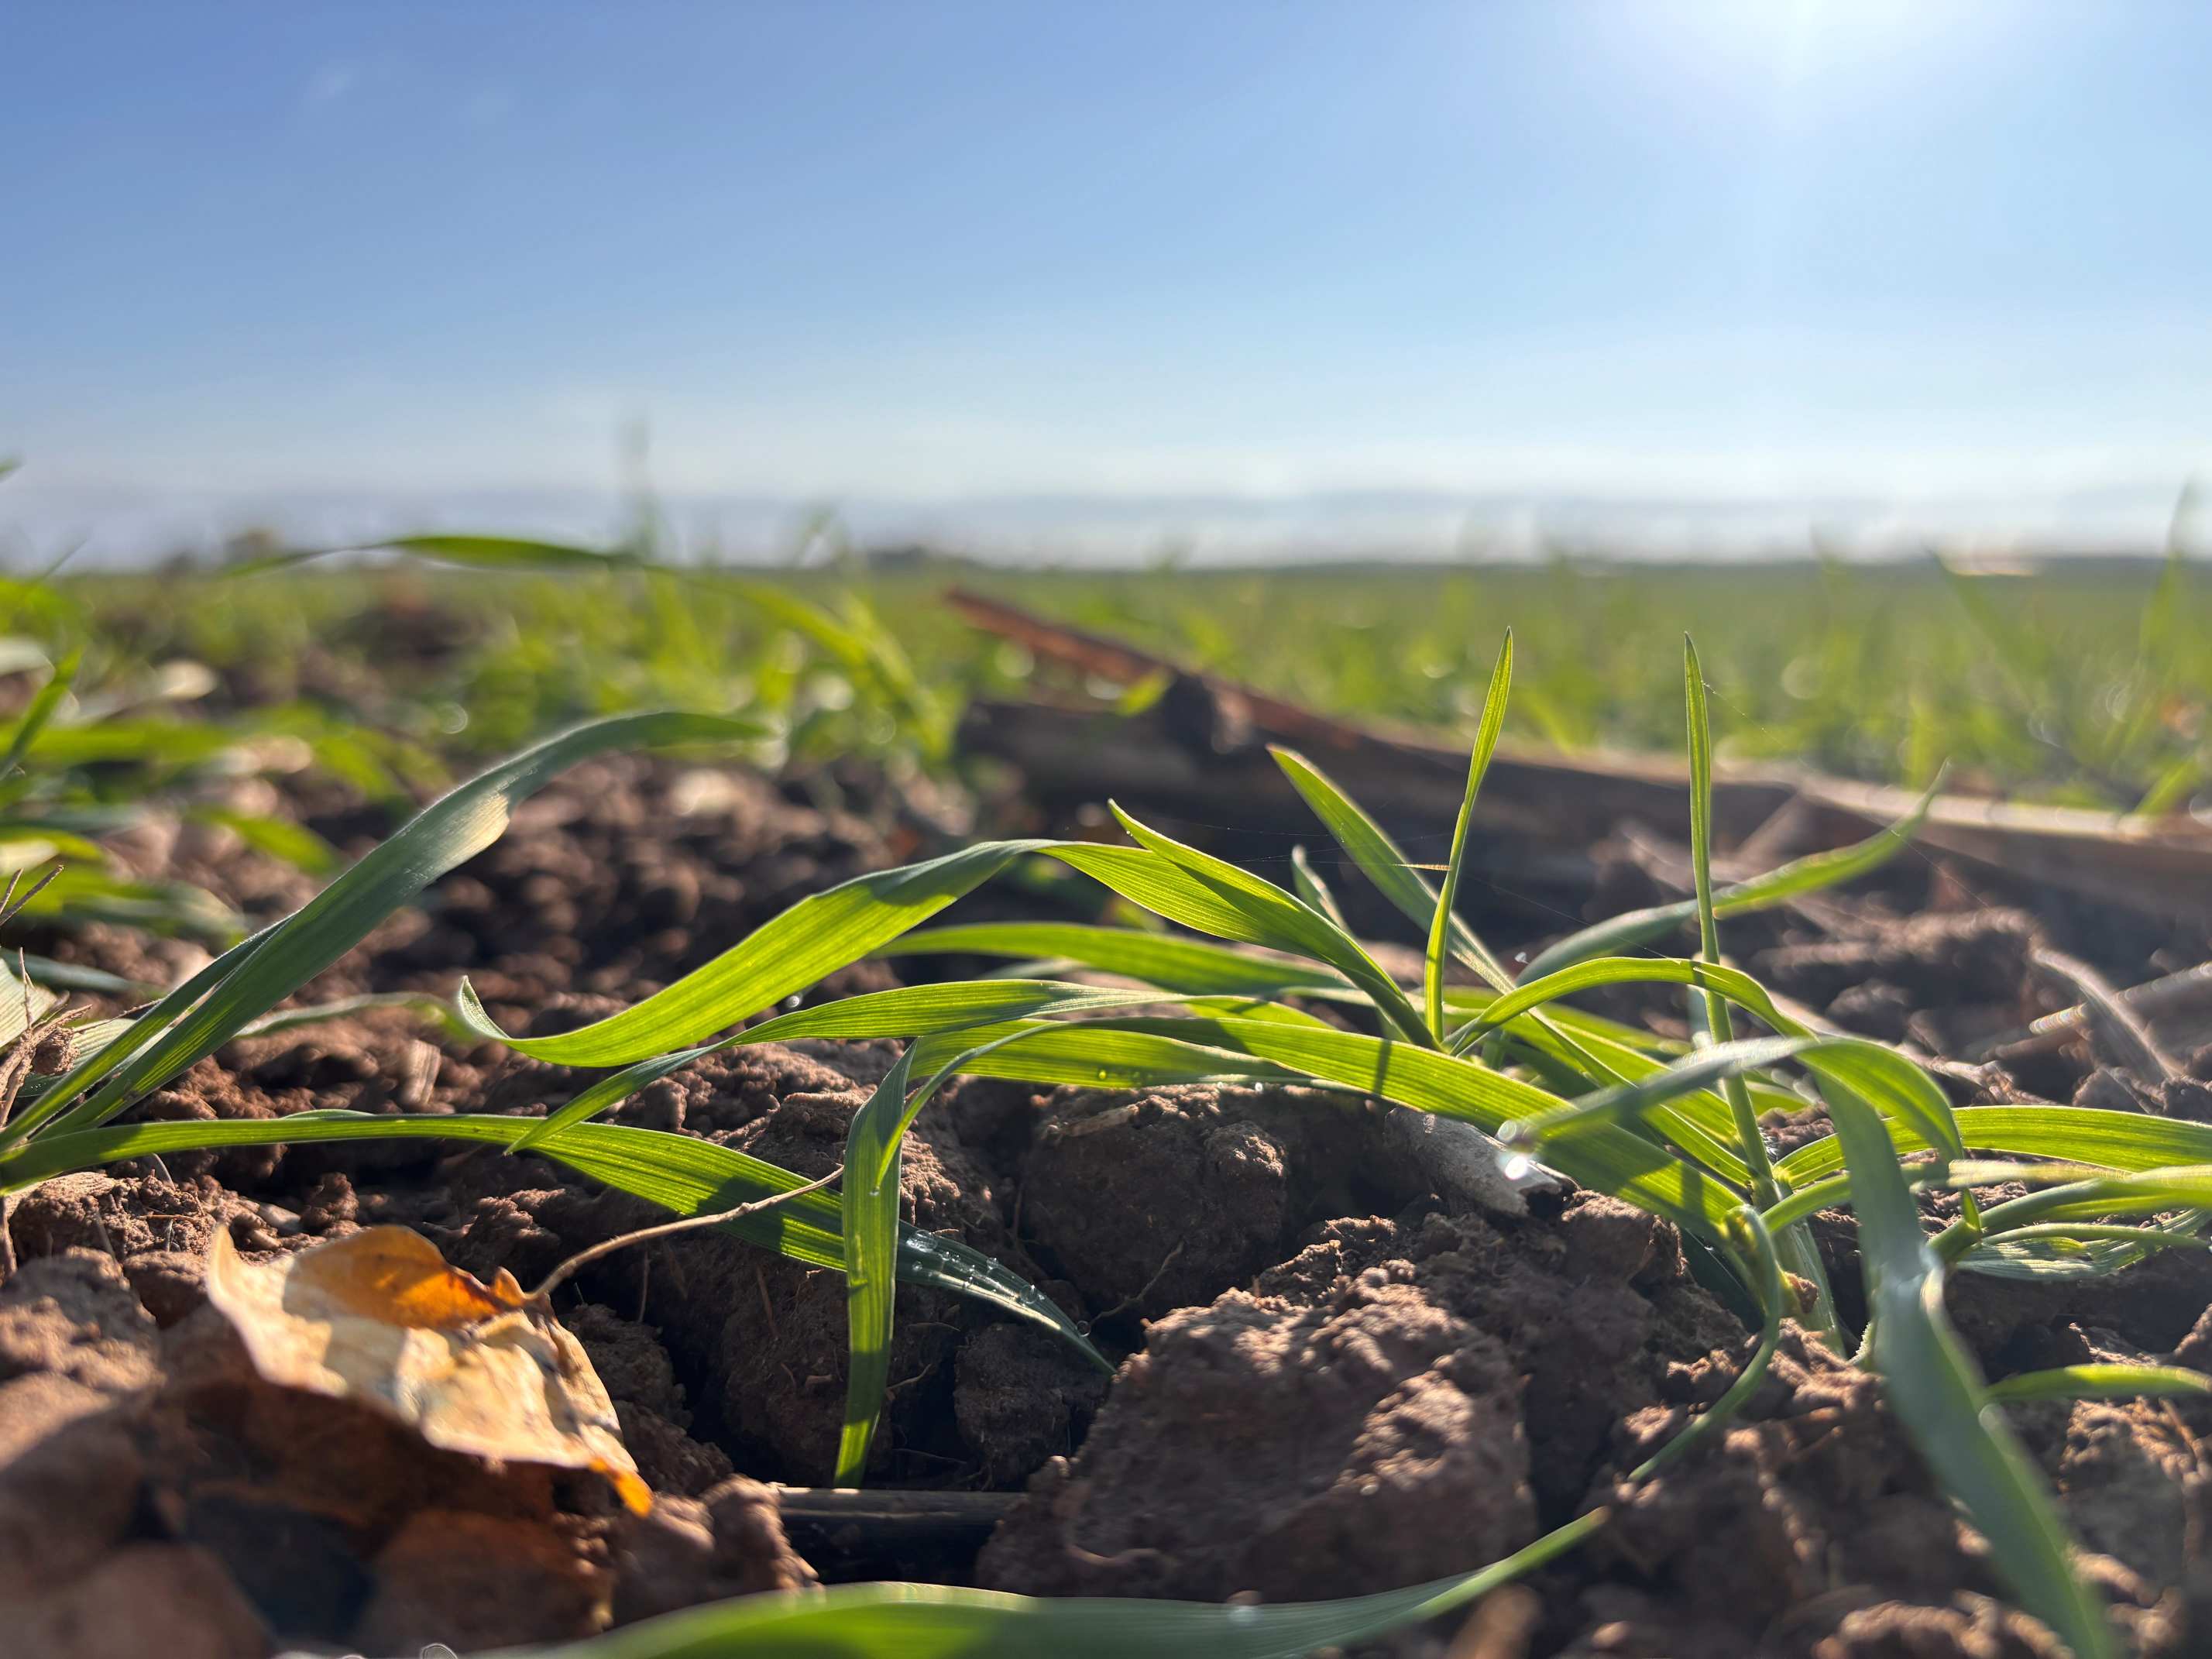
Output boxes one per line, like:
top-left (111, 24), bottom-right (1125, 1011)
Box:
top-left (5, 2), bottom-right (2210, 558)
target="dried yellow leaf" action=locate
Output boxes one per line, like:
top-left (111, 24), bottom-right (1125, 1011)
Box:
top-left (206, 1224), bottom-right (650, 1514)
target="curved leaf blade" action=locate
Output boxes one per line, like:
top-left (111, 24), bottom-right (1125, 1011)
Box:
top-left (2, 1111), bottom-right (1097, 1362)
top-left (459, 842), bottom-right (1046, 1066)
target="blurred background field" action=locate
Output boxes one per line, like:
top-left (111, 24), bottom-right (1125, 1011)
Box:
top-left (26, 538), bottom-right (2210, 813)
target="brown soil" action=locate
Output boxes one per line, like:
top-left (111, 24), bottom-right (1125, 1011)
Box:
top-left (2, 728), bottom-right (2209, 1657)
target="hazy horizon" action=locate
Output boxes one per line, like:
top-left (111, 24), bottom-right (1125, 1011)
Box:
top-left (3, 472), bottom-right (2202, 569)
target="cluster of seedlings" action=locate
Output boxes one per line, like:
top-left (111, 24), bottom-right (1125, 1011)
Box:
top-left (1, 603), bottom-right (2207, 1659)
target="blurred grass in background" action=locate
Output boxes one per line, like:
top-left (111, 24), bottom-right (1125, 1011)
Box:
top-left (37, 548), bottom-right (2201, 812)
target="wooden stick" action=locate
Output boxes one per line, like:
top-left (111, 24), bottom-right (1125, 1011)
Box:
top-left (770, 1486), bottom-right (1019, 1524)
top-left (946, 587), bottom-right (2212, 924)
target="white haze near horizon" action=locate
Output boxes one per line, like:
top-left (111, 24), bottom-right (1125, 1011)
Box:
top-left (2, 475), bottom-right (2198, 569)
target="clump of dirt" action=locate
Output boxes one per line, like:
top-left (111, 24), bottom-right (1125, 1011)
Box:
top-left (125, 1015), bottom-right (495, 1194)
top-left (1012, 1080), bottom-right (1527, 1324)
top-left (953, 1324), bottom-right (1110, 1487)
top-left (0, 1243), bottom-right (816, 1657)
top-left (1561, 1326), bottom-right (2200, 1658)
top-left (1754, 908), bottom-right (2041, 1010)
top-left (350, 755), bottom-right (931, 1022)
top-left (610, 1478), bottom-right (818, 1627)
top-left (2, 1165), bottom-right (334, 1335)
top-left (420, 1035), bottom-right (1055, 1486)
top-left (978, 1195), bottom-right (1736, 1603)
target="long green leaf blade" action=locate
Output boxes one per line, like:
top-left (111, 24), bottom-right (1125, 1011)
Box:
top-left (923, 1013), bottom-right (1736, 1238)
top-left (0, 1112), bottom-right (1099, 1362)
top-left (496, 1513), bottom-right (1615, 1659)
top-left (513, 981), bottom-right (1184, 1152)
top-left (1515, 778), bottom-right (1938, 984)
top-left (1075, 811), bottom-right (1432, 1045)
top-left (838, 1049), bottom-right (916, 1484)
top-left (458, 842), bottom-right (1044, 1066)
top-left (1984, 1365), bottom-right (2212, 1406)
top-left (29, 711), bottom-right (759, 1140)
top-left (1268, 745), bottom-right (1512, 989)
top-left (0, 646), bottom-right (80, 780)
top-left (1820, 1084), bottom-right (2112, 1659)
top-left (1425, 633), bottom-right (1512, 1039)
top-left (880, 922), bottom-right (1352, 1000)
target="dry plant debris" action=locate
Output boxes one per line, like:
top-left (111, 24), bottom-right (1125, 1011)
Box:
top-left (205, 1224), bottom-right (651, 1515)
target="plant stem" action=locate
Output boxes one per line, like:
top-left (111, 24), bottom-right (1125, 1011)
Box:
top-left (526, 1163), bottom-right (843, 1304)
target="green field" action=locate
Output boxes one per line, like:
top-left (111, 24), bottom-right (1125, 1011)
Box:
top-left (54, 547), bottom-right (2212, 809)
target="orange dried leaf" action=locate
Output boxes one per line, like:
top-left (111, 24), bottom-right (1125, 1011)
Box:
top-left (283, 1224), bottom-right (526, 1327)
top-left (206, 1225), bottom-right (649, 1514)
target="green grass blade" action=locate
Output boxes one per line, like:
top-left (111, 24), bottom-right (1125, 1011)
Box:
top-left (1087, 806), bottom-right (1433, 1044)
top-left (1515, 778), bottom-right (1937, 983)
top-left (1683, 638), bottom-right (1840, 1334)
top-left (1683, 641), bottom-right (1771, 1183)
top-left (839, 1049), bottom-right (918, 1484)
top-left (836, 1021), bottom-right (1119, 1485)
top-left (1984, 1365), bottom-right (2212, 1406)
top-left (14, 954), bottom-right (149, 996)
top-left (728, 980), bottom-right (1183, 1046)
top-left (879, 922), bottom-right (1352, 999)
top-left (230, 991), bottom-right (472, 1042)
top-left (496, 1513), bottom-right (1616, 1659)
top-left (1425, 633), bottom-right (1512, 1040)
top-left (905, 1020), bottom-right (1310, 1091)
top-left (1288, 844), bottom-right (1348, 929)
top-left (458, 841), bottom-right (1046, 1066)
top-left (1819, 1084), bottom-right (2113, 1659)
top-left (0, 927), bottom-right (273, 1150)
top-left (17, 995), bottom-right (465, 1118)
top-left (233, 534), bottom-right (644, 577)
top-left (1449, 954), bottom-right (1805, 1048)
top-left (1268, 745), bottom-right (1513, 989)
top-left (28, 711), bottom-right (759, 1139)
top-left (513, 981), bottom-right (1183, 1150)
top-left (13, 865), bottom-right (244, 943)
top-left (939, 1013), bottom-right (1736, 1238)
top-left (0, 646), bottom-right (79, 780)
top-left (1498, 1017), bottom-right (1754, 1186)
top-left (1960, 1166), bottom-right (2212, 1231)
top-left (0, 1112), bottom-right (1099, 1362)
top-left (1264, 742), bottom-right (1647, 1108)
top-left (1774, 1102), bottom-right (2212, 1186)
top-left (1508, 1031), bottom-right (1964, 1182)
top-left (1958, 1217), bottom-right (2208, 1282)
top-left (187, 806), bottom-right (344, 876)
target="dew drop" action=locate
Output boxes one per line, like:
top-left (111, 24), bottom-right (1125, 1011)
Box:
top-left (1496, 1149), bottom-right (1535, 1182)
